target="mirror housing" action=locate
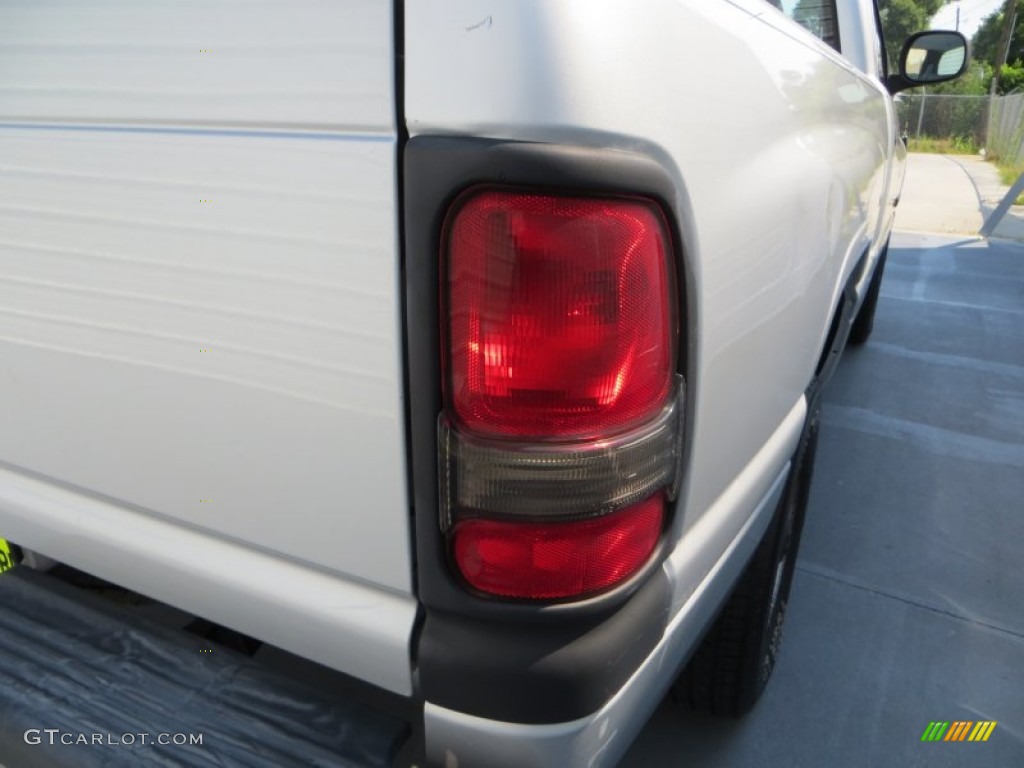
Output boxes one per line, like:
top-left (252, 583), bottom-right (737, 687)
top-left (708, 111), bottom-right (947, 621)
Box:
top-left (887, 30), bottom-right (969, 94)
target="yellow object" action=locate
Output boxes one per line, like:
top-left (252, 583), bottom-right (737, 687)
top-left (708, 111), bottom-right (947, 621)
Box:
top-left (0, 538), bottom-right (15, 574)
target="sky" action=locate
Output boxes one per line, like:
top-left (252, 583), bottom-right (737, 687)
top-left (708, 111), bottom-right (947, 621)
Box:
top-left (930, 0), bottom-right (1005, 39)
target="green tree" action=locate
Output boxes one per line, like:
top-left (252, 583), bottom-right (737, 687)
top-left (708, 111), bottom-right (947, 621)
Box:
top-left (879, 0), bottom-right (944, 65)
top-left (972, 0), bottom-right (1024, 70)
top-left (999, 61), bottom-right (1024, 91)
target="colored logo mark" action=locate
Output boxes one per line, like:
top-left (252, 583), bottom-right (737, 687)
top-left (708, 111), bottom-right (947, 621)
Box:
top-left (921, 721), bottom-right (997, 742)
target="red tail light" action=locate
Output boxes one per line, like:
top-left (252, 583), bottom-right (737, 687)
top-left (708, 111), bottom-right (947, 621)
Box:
top-left (441, 188), bottom-right (682, 601)
top-left (453, 495), bottom-right (664, 600)
top-left (446, 191), bottom-right (674, 440)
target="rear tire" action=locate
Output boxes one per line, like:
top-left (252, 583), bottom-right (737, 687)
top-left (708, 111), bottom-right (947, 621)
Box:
top-left (849, 239), bottom-right (889, 345)
top-left (674, 408), bottom-right (820, 717)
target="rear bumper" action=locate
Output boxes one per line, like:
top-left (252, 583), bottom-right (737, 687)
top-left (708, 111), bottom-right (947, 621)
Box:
top-left (0, 567), bottom-right (410, 768)
top-left (1, 397), bottom-right (804, 768)
top-left (0, 463), bottom-right (417, 697)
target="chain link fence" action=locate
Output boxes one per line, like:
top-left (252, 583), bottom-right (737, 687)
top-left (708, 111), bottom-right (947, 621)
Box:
top-left (894, 92), bottom-right (1024, 164)
top-left (896, 93), bottom-right (990, 148)
top-left (987, 93), bottom-right (1024, 165)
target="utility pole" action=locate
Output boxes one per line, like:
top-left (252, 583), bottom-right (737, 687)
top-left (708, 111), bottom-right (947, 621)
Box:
top-left (991, 0), bottom-right (1018, 94)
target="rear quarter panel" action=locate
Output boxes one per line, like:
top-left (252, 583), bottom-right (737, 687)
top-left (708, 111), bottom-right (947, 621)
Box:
top-left (406, 0), bottom-right (889, 577)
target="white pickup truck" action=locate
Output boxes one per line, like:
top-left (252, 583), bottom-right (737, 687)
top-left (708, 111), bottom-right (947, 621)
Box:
top-left (0, 2), bottom-right (966, 766)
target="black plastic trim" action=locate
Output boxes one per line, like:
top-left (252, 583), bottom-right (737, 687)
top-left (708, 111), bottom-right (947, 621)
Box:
top-left (418, 566), bottom-right (671, 723)
top-left (811, 242), bottom-right (877, 398)
top-left (811, 278), bottom-right (857, 396)
top-left (403, 137), bottom-right (697, 722)
top-left (886, 30), bottom-right (969, 94)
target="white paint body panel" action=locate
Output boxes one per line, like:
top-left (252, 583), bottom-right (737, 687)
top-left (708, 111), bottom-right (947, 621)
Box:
top-left (406, 0), bottom-right (892, 555)
top-left (0, 0), bottom-right (391, 130)
top-left (0, 0), bottom-right (415, 692)
top-left (406, 0), bottom-right (898, 758)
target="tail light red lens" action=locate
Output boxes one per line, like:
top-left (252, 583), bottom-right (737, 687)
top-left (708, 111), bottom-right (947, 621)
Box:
top-left (453, 495), bottom-right (664, 599)
top-left (440, 186), bottom-right (681, 602)
top-left (445, 191), bottom-right (675, 440)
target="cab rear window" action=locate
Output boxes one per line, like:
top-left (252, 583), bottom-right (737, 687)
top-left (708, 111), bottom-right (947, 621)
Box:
top-left (774, 0), bottom-right (842, 52)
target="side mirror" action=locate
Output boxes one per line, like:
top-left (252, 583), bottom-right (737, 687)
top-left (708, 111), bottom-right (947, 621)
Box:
top-left (887, 30), bottom-right (969, 94)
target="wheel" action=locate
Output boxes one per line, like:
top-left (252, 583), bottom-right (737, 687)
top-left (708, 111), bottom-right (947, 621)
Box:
top-left (849, 239), bottom-right (889, 345)
top-left (674, 408), bottom-right (820, 717)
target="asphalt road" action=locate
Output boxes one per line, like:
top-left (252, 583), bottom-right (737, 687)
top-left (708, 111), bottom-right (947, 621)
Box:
top-left (621, 233), bottom-right (1024, 766)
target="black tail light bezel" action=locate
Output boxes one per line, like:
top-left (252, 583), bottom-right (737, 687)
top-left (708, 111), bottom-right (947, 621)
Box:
top-left (403, 137), bottom-right (698, 723)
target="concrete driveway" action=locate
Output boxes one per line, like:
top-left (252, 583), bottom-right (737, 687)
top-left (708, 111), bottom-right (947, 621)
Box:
top-left (895, 153), bottom-right (1024, 240)
top-left (621, 162), bottom-right (1024, 766)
